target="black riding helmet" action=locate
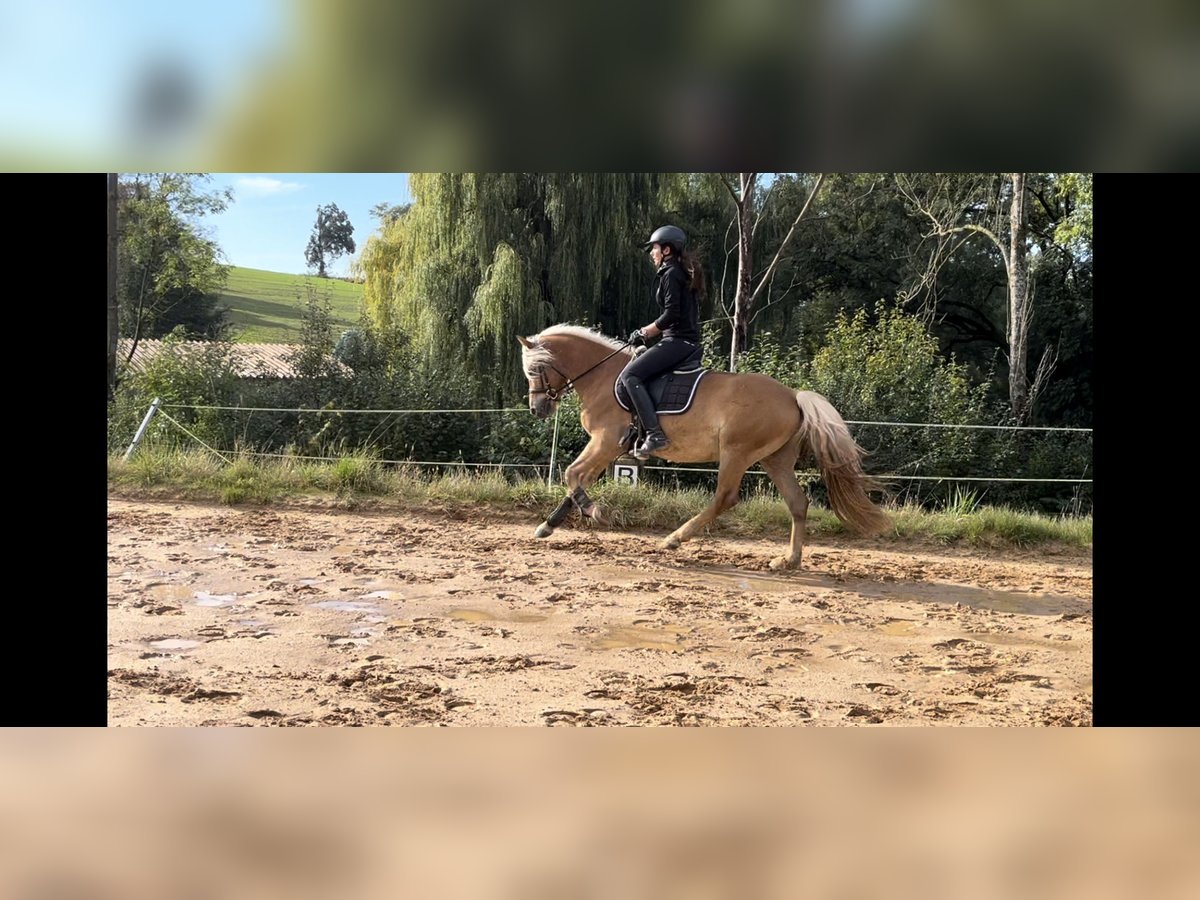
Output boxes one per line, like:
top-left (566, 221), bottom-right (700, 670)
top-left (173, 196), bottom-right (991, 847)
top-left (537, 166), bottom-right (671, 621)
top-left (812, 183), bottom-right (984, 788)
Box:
top-left (642, 225), bottom-right (687, 254)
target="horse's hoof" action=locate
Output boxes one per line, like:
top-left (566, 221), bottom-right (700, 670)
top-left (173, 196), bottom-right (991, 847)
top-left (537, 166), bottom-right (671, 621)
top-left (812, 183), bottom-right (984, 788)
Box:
top-left (662, 536), bottom-right (681, 550)
top-left (769, 555), bottom-right (799, 571)
top-left (534, 523), bottom-right (553, 539)
top-left (582, 504), bottom-right (606, 525)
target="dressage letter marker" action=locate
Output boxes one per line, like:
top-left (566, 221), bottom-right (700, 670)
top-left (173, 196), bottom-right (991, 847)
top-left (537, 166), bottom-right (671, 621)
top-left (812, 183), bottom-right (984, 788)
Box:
top-left (613, 462), bottom-right (639, 486)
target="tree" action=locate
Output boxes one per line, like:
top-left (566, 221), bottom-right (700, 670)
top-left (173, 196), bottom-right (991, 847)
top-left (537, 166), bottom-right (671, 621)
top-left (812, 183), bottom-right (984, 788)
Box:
top-left (108, 173), bottom-right (119, 400)
top-left (358, 174), bottom-right (661, 400)
top-left (305, 203), bottom-right (356, 277)
top-left (720, 173), bottom-right (825, 370)
top-left (1008, 173), bottom-right (1032, 420)
top-left (896, 173), bottom-right (1061, 423)
top-left (370, 201), bottom-right (410, 226)
top-left (117, 173), bottom-right (232, 361)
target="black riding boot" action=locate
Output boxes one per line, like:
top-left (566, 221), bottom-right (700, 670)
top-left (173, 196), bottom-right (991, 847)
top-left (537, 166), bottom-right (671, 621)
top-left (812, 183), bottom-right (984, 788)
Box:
top-left (627, 381), bottom-right (670, 459)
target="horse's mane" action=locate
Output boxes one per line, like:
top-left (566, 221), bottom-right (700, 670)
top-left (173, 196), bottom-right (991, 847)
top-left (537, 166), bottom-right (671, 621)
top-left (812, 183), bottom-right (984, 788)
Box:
top-left (521, 324), bottom-right (624, 376)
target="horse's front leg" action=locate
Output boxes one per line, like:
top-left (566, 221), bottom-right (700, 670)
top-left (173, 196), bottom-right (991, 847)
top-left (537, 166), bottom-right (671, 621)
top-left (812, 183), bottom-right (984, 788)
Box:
top-left (534, 431), bottom-right (623, 538)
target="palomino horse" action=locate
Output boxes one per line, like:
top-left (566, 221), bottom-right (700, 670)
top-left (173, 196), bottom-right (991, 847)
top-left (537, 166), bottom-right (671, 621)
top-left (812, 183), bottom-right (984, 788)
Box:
top-left (518, 325), bottom-right (890, 570)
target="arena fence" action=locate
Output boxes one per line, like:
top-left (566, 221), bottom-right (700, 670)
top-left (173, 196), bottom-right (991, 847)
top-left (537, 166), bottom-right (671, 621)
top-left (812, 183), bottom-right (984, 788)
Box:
top-left (122, 399), bottom-right (1093, 498)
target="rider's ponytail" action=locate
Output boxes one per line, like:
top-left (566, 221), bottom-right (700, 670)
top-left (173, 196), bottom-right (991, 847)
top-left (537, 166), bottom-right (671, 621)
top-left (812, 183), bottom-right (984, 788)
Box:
top-left (679, 249), bottom-right (706, 299)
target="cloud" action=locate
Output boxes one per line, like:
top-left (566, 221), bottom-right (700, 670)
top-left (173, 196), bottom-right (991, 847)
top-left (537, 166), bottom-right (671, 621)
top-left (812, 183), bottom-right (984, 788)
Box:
top-left (236, 176), bottom-right (303, 195)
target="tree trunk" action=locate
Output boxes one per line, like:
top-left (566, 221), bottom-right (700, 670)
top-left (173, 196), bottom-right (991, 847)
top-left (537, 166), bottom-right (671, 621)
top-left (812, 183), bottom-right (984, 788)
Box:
top-left (726, 173), bottom-right (824, 372)
top-left (729, 174), bottom-right (756, 371)
top-left (894, 172), bottom-right (1036, 421)
top-left (107, 173), bottom-right (119, 401)
top-left (1008, 173), bottom-right (1030, 421)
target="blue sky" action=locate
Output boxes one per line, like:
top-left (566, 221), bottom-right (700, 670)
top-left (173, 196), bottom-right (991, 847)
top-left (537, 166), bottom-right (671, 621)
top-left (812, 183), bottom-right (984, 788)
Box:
top-left (204, 174), bottom-right (412, 277)
top-left (1, 2), bottom-right (285, 160)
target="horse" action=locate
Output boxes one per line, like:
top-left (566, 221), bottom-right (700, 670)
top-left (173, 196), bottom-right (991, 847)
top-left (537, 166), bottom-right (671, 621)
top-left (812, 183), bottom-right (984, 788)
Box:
top-left (517, 325), bottom-right (890, 570)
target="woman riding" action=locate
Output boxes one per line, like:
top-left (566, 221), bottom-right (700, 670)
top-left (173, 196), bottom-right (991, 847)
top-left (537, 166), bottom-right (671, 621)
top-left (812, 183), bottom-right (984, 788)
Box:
top-left (619, 224), bottom-right (705, 459)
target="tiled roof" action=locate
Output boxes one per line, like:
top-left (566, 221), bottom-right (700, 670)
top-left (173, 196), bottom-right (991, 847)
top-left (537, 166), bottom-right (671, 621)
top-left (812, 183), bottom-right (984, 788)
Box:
top-left (117, 339), bottom-right (352, 379)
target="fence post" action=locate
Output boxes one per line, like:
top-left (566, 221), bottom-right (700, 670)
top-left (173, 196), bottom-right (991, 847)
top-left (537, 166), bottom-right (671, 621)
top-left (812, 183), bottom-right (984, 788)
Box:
top-left (547, 404), bottom-right (561, 489)
top-left (123, 397), bottom-right (162, 460)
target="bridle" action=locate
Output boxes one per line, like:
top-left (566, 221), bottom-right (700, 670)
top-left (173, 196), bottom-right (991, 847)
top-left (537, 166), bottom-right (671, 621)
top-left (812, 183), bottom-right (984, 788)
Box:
top-left (528, 360), bottom-right (576, 402)
top-left (527, 341), bottom-right (632, 403)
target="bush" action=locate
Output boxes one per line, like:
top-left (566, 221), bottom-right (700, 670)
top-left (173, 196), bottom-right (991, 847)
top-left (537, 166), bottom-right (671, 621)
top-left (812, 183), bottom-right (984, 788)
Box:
top-left (108, 304), bottom-right (1090, 514)
top-left (107, 334), bottom-right (242, 454)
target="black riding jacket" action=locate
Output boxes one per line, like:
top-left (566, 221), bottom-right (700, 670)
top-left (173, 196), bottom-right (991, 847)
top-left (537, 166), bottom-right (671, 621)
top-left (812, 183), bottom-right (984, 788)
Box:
top-left (652, 258), bottom-right (700, 343)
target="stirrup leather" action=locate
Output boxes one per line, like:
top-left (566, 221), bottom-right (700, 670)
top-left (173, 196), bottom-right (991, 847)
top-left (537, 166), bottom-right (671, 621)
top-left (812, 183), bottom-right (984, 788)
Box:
top-left (619, 422), bottom-right (640, 452)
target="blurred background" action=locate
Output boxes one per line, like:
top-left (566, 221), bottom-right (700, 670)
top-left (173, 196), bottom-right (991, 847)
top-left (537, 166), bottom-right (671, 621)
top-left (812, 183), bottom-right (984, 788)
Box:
top-left (5, 0), bottom-right (1199, 170)
top-left (1, 729), bottom-right (1197, 898)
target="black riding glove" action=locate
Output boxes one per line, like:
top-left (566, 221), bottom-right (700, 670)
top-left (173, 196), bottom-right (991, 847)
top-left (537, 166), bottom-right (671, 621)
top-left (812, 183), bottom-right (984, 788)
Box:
top-left (628, 329), bottom-right (646, 347)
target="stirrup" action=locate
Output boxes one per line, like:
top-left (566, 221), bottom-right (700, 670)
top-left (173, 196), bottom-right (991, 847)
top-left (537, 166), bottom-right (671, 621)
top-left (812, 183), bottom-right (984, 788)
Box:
top-left (619, 423), bottom-right (640, 452)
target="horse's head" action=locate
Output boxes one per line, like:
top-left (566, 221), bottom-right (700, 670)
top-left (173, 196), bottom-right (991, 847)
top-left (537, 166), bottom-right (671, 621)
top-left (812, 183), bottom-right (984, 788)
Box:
top-left (517, 334), bottom-right (569, 419)
top-left (518, 326), bottom-right (629, 417)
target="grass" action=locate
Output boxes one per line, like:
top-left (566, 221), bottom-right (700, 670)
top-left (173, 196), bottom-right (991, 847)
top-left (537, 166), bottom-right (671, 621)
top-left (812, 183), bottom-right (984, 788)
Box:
top-left (219, 266), bottom-right (364, 342)
top-left (108, 447), bottom-right (1093, 551)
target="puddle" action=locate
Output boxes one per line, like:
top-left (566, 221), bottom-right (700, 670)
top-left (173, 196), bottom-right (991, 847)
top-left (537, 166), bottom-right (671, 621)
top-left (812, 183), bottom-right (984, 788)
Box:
top-left (969, 631), bottom-right (1086, 652)
top-left (878, 619), bottom-right (918, 637)
top-left (150, 584), bottom-right (193, 603)
top-left (148, 639), bottom-right (202, 651)
top-left (507, 612), bottom-right (549, 624)
top-left (451, 609), bottom-right (496, 622)
top-left (591, 625), bottom-right (687, 652)
top-left (194, 591), bottom-right (239, 607)
top-left (591, 563), bottom-right (801, 594)
top-left (886, 588), bottom-right (1089, 617)
top-left (590, 566), bottom-right (650, 587)
top-left (312, 600), bottom-right (383, 614)
top-left (450, 609), bottom-right (548, 623)
top-left (812, 617), bottom-right (945, 640)
top-left (965, 592), bottom-right (1079, 615)
top-left (689, 567), bottom-right (800, 593)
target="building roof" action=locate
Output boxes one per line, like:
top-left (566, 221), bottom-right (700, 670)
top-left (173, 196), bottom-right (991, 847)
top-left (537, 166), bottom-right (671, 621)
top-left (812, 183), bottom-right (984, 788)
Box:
top-left (117, 339), bottom-right (352, 379)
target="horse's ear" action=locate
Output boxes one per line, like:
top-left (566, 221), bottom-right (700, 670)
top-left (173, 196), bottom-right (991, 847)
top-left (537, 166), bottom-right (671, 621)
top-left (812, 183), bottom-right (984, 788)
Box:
top-left (517, 335), bottom-right (534, 349)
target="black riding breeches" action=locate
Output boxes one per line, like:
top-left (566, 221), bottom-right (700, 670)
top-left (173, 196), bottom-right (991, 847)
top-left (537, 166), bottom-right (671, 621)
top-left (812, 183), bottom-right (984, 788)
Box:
top-left (619, 339), bottom-right (699, 389)
top-left (617, 339), bottom-right (699, 430)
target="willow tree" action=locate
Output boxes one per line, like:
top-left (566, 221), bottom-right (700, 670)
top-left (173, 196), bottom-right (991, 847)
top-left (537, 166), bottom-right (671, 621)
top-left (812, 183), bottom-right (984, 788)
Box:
top-left (359, 173), bottom-right (661, 402)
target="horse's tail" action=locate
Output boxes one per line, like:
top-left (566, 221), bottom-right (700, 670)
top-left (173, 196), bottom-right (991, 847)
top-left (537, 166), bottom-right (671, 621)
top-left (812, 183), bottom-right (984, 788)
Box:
top-left (794, 391), bottom-right (891, 536)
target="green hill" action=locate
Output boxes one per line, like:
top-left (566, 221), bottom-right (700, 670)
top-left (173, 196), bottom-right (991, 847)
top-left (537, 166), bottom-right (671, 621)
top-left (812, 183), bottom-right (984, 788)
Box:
top-left (219, 266), bottom-right (365, 343)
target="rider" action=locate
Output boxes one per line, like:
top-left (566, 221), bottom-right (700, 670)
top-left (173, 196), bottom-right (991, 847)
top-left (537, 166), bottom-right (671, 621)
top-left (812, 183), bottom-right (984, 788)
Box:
top-left (619, 224), bottom-right (704, 460)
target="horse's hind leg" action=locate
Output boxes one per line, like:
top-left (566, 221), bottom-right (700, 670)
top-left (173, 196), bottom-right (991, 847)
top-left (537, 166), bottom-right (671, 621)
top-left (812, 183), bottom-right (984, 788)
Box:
top-left (662, 454), bottom-right (750, 550)
top-left (759, 438), bottom-right (810, 570)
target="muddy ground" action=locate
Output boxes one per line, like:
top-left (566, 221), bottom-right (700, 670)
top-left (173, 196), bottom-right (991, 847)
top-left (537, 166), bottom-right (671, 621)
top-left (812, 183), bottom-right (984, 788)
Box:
top-left (107, 497), bottom-right (1092, 726)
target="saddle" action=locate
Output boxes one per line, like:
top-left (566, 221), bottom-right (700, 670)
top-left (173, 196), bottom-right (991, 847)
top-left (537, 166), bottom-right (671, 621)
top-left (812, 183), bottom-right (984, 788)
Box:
top-left (615, 346), bottom-right (707, 451)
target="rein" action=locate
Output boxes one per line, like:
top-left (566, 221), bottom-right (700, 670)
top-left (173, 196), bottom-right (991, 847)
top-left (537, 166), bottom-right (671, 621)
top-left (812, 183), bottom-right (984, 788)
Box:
top-left (530, 341), bottom-right (632, 402)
